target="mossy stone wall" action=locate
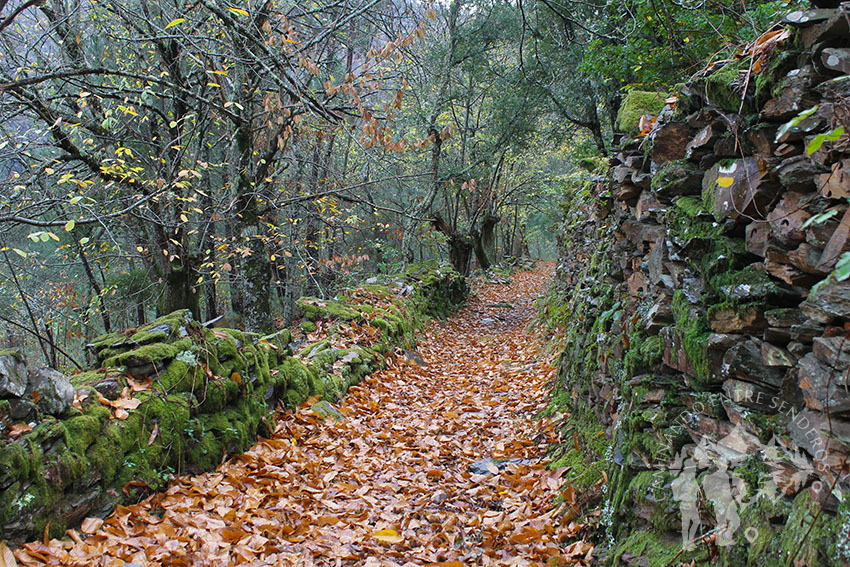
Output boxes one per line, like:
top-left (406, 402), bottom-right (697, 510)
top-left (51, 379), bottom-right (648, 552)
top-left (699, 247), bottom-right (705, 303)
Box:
top-left (0, 262), bottom-right (468, 542)
top-left (543, 16), bottom-right (850, 567)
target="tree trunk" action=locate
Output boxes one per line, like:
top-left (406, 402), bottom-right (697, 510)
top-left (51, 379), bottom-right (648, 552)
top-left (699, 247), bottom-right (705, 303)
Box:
top-left (477, 213), bottom-right (500, 269)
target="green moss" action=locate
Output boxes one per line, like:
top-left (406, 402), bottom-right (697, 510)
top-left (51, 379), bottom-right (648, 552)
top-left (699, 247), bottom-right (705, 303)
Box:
top-left (300, 321), bottom-right (317, 333)
top-left (709, 265), bottom-right (778, 300)
top-left (617, 90), bottom-right (666, 133)
top-left (610, 530), bottom-right (683, 567)
top-left (297, 297), bottom-right (361, 322)
top-left (672, 290), bottom-right (711, 382)
top-left (102, 341), bottom-right (181, 368)
top-left (64, 415), bottom-right (102, 455)
top-left (703, 59), bottom-right (750, 112)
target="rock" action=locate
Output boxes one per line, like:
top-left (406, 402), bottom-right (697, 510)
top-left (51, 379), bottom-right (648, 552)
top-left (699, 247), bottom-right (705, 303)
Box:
top-left (617, 90), bottom-right (667, 134)
top-left (797, 353), bottom-right (850, 413)
top-left (802, 278), bottom-right (850, 322)
top-left (782, 9), bottom-right (834, 26)
top-left (468, 458), bottom-right (534, 476)
top-left (767, 192), bottom-right (812, 248)
top-left (635, 191), bottom-right (663, 222)
top-left (788, 409), bottom-right (850, 469)
top-left (766, 308), bottom-right (807, 327)
top-left (702, 158), bottom-right (774, 222)
top-left (815, 206), bottom-right (850, 272)
top-left (651, 160), bottom-right (703, 197)
top-left (721, 339), bottom-right (787, 389)
top-left (613, 165), bottom-right (637, 184)
top-left (790, 320), bottom-right (826, 344)
top-left (26, 368), bottom-right (75, 416)
top-left (776, 112), bottom-right (824, 144)
top-left (787, 242), bottom-right (827, 275)
top-left (817, 160), bottom-right (850, 201)
top-left (616, 184), bottom-right (641, 201)
top-left (7, 398), bottom-right (38, 422)
top-left (0, 349), bottom-right (27, 398)
top-left (685, 123), bottom-right (721, 161)
top-left (644, 300), bottom-right (673, 335)
top-left (776, 155), bottom-right (829, 191)
top-left (92, 378), bottom-right (122, 401)
top-left (745, 221), bottom-right (770, 257)
top-left (310, 400), bottom-right (344, 421)
top-left (650, 122), bottom-right (692, 164)
top-left (722, 379), bottom-right (779, 413)
top-left (812, 336), bottom-right (850, 370)
top-left (762, 342), bottom-right (797, 368)
top-left (709, 304), bottom-right (767, 334)
top-left (820, 48), bottom-right (850, 75)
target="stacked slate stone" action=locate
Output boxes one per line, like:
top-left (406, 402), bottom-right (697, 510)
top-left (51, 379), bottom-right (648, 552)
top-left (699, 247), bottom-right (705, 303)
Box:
top-left (554, 8), bottom-right (850, 566)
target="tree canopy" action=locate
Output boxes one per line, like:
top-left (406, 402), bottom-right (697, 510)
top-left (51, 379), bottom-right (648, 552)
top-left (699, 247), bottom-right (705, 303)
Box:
top-left (0, 0), bottom-right (796, 366)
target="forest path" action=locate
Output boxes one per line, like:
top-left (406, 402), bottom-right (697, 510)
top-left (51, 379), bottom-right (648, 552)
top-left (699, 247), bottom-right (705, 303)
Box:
top-left (18, 264), bottom-right (595, 567)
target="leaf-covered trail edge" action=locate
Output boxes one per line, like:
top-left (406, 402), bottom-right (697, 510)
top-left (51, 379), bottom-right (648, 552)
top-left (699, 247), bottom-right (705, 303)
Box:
top-left (16, 264), bottom-right (596, 566)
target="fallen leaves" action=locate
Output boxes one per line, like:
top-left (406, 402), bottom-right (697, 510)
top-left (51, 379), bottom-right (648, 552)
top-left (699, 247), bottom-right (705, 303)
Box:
top-left (6, 424), bottom-right (32, 438)
top-left (14, 263), bottom-right (595, 566)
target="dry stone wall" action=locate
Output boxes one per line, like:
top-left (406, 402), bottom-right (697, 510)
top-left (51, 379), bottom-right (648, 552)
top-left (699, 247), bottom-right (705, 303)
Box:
top-left (546, 8), bottom-right (850, 566)
top-left (0, 262), bottom-right (468, 543)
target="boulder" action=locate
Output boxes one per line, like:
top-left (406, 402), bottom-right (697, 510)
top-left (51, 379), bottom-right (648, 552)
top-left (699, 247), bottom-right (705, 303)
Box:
top-left (0, 349), bottom-right (28, 398)
top-left (26, 368), bottom-right (75, 416)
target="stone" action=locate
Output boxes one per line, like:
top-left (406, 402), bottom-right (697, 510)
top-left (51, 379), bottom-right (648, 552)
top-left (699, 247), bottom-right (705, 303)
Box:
top-left (767, 192), bottom-right (812, 248)
top-left (616, 184), bottom-right (641, 201)
top-left (617, 90), bottom-right (667, 134)
top-left (644, 300), bottom-right (673, 335)
top-left (787, 242), bottom-right (827, 275)
top-left (702, 158), bottom-right (774, 223)
top-left (635, 191), bottom-right (663, 222)
top-left (782, 9), bottom-right (834, 26)
top-left (7, 398), bottom-right (38, 422)
top-left (812, 336), bottom-right (850, 370)
top-left (709, 304), bottom-right (767, 334)
top-left (685, 124), bottom-right (721, 161)
top-left (788, 409), bottom-right (850, 470)
top-left (0, 349), bottom-right (27, 398)
top-left (722, 379), bottom-right (779, 413)
top-left (745, 221), bottom-right (770, 257)
top-left (815, 206), bottom-right (850, 271)
top-left (651, 160), bottom-right (703, 197)
top-left (650, 122), bottom-right (692, 164)
top-left (765, 308), bottom-right (807, 327)
top-left (817, 160), bottom-right (850, 201)
top-left (613, 165), bottom-right (636, 184)
top-left (790, 320), bottom-right (826, 344)
top-left (468, 458), bottom-right (534, 476)
top-left (802, 278), bottom-right (850, 323)
top-left (820, 48), bottom-right (850, 75)
top-left (721, 339), bottom-right (787, 389)
top-left (310, 400), bottom-right (344, 421)
top-left (797, 353), bottom-right (850, 413)
top-left (26, 368), bottom-right (75, 416)
top-left (776, 155), bottom-right (829, 191)
top-left (761, 342), bottom-right (797, 367)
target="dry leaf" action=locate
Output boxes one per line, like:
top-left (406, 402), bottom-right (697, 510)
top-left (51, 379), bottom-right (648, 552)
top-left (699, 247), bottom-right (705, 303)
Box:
top-left (80, 517), bottom-right (103, 534)
top-left (7, 424), bottom-right (32, 438)
top-left (372, 529), bottom-right (402, 543)
top-left (0, 541), bottom-right (17, 567)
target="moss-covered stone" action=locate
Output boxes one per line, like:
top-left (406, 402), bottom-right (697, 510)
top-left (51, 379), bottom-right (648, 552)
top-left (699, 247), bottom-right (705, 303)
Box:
top-left (617, 90), bottom-right (667, 134)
